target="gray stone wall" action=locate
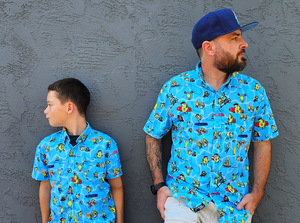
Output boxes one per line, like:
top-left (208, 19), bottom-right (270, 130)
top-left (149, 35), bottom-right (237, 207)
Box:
top-left (0, 0), bottom-right (298, 222)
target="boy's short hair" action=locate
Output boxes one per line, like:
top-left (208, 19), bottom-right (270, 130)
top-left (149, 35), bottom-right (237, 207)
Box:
top-left (48, 78), bottom-right (90, 116)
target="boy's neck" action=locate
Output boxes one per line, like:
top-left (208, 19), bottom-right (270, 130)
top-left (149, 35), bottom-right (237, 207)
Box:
top-left (65, 116), bottom-right (87, 136)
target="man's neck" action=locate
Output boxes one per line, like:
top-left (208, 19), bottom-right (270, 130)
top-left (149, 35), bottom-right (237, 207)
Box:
top-left (201, 61), bottom-right (228, 91)
top-left (64, 116), bottom-right (87, 136)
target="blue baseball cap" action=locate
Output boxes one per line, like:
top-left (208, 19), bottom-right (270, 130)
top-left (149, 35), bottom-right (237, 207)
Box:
top-left (191, 9), bottom-right (258, 50)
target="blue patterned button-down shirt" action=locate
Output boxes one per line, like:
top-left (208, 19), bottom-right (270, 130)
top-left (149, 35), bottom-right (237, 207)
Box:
top-left (143, 62), bottom-right (278, 223)
top-left (32, 123), bottom-right (122, 223)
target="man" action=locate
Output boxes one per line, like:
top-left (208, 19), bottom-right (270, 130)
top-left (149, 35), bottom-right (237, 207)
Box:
top-left (144, 9), bottom-right (278, 223)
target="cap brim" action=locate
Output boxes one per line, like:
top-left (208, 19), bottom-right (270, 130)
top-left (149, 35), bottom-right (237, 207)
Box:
top-left (240, 22), bottom-right (259, 33)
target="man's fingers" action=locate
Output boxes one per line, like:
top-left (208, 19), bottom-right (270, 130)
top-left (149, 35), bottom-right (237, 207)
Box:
top-left (157, 197), bottom-right (167, 220)
top-left (159, 206), bottom-right (165, 220)
top-left (156, 186), bottom-right (172, 220)
top-left (237, 197), bottom-right (247, 210)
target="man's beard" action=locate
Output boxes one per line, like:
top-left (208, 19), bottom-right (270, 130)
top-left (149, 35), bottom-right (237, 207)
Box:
top-left (213, 48), bottom-right (247, 74)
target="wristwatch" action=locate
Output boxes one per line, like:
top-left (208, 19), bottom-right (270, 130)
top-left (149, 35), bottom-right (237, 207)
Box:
top-left (150, 182), bottom-right (167, 195)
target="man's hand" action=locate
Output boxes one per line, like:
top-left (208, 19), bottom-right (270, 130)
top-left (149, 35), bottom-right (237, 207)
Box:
top-left (237, 191), bottom-right (263, 215)
top-left (156, 186), bottom-right (173, 220)
top-left (237, 140), bottom-right (271, 215)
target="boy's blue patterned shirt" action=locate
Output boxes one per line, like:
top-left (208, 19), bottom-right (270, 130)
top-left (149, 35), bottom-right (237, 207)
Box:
top-left (32, 122), bottom-right (123, 223)
top-left (143, 62), bottom-right (278, 223)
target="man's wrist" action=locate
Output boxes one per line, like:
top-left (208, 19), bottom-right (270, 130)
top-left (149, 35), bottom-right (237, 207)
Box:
top-left (150, 182), bottom-right (167, 195)
top-left (251, 184), bottom-right (264, 196)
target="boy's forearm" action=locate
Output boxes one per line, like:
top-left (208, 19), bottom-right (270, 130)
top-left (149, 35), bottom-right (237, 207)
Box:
top-left (39, 180), bottom-right (51, 223)
top-left (108, 177), bottom-right (124, 223)
top-left (111, 186), bottom-right (124, 223)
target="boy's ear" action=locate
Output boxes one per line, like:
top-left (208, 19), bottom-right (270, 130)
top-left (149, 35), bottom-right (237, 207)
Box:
top-left (66, 102), bottom-right (75, 115)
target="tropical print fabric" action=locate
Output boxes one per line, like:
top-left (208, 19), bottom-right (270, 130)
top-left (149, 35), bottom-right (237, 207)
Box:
top-left (143, 61), bottom-right (278, 223)
top-left (32, 122), bottom-right (122, 223)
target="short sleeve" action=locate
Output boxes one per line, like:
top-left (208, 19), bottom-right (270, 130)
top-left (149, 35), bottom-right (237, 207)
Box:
top-left (251, 85), bottom-right (279, 142)
top-left (143, 83), bottom-right (173, 139)
top-left (32, 142), bottom-right (50, 181)
top-left (105, 138), bottom-right (123, 179)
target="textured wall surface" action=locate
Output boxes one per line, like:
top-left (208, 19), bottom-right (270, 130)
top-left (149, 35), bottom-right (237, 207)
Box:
top-left (0, 0), bottom-right (299, 222)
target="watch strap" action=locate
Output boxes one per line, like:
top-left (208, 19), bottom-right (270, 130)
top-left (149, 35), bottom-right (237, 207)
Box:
top-left (150, 182), bottom-right (167, 195)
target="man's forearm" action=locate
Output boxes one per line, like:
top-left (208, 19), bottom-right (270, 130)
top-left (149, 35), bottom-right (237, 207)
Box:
top-left (145, 134), bottom-right (164, 184)
top-left (252, 140), bottom-right (271, 197)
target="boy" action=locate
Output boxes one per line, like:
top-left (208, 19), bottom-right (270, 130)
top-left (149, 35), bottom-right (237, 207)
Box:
top-left (32, 78), bottom-right (124, 223)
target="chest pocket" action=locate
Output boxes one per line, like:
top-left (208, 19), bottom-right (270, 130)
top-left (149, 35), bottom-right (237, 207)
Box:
top-left (224, 110), bottom-right (254, 134)
top-left (47, 160), bottom-right (70, 181)
top-left (221, 111), bottom-right (254, 165)
top-left (74, 151), bottom-right (106, 183)
top-left (192, 120), bottom-right (215, 147)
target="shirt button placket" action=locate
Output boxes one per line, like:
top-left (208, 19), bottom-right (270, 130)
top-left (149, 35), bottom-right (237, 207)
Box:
top-left (212, 92), bottom-right (223, 189)
top-left (71, 143), bottom-right (77, 222)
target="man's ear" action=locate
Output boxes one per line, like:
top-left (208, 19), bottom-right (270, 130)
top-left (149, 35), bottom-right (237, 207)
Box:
top-left (202, 41), bottom-right (215, 56)
top-left (66, 102), bottom-right (74, 115)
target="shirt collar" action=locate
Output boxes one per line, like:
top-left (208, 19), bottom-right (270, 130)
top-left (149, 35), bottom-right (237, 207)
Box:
top-left (62, 122), bottom-right (92, 144)
top-left (195, 61), bottom-right (204, 80)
